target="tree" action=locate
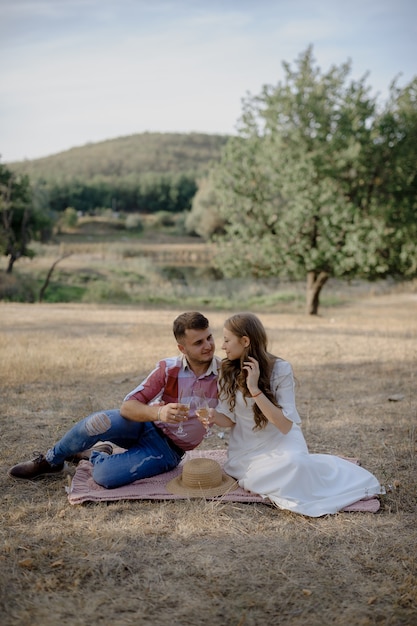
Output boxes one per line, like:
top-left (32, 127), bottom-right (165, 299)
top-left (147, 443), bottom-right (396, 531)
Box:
top-left (185, 174), bottom-right (225, 238)
top-left (61, 206), bottom-right (78, 229)
top-left (0, 163), bottom-right (52, 273)
top-left (207, 47), bottom-right (417, 314)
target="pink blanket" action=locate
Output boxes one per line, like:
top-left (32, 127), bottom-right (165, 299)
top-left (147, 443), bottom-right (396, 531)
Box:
top-left (67, 448), bottom-right (380, 513)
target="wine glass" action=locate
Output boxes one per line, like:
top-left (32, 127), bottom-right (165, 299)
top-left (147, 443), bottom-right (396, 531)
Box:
top-left (194, 390), bottom-right (212, 438)
top-left (175, 390), bottom-right (189, 437)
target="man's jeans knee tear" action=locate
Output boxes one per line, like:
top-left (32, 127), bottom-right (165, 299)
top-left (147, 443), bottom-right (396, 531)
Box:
top-left (85, 412), bottom-right (112, 436)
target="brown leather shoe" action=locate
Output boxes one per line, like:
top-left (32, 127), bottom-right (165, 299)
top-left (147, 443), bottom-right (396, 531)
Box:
top-left (68, 442), bottom-right (113, 463)
top-left (8, 453), bottom-right (64, 479)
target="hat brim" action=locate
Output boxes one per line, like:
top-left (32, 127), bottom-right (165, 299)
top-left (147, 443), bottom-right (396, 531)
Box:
top-left (166, 471), bottom-right (238, 498)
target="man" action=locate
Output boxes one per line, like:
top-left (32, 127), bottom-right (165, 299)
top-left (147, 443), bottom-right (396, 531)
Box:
top-left (9, 311), bottom-right (219, 488)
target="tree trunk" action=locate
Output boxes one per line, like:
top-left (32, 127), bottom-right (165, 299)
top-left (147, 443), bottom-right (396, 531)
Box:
top-left (306, 270), bottom-right (329, 315)
top-left (38, 254), bottom-right (71, 302)
top-left (6, 254), bottom-right (16, 274)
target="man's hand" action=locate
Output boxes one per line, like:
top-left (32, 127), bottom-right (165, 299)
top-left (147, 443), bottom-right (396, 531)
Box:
top-left (157, 403), bottom-right (189, 424)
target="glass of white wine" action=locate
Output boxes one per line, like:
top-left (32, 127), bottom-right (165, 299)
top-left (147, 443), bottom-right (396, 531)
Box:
top-left (194, 390), bottom-right (212, 438)
top-left (175, 390), bottom-right (189, 437)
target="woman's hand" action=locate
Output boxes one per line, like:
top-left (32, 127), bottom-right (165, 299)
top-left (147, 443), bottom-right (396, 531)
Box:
top-left (208, 407), bottom-right (234, 428)
top-left (242, 356), bottom-right (260, 395)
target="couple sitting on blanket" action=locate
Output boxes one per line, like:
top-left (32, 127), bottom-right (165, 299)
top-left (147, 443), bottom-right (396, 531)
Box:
top-left (9, 311), bottom-right (384, 517)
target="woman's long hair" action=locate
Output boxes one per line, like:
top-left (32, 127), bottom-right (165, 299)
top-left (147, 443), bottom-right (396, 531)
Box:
top-left (219, 313), bottom-right (280, 430)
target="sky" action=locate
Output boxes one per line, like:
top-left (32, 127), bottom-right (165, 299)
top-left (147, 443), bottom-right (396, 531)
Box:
top-left (0, 0), bottom-right (416, 163)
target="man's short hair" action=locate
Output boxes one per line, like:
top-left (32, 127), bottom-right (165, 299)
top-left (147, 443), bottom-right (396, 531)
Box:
top-left (173, 312), bottom-right (209, 341)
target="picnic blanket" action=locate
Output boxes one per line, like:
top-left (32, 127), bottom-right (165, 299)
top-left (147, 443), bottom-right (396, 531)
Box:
top-left (66, 448), bottom-right (380, 512)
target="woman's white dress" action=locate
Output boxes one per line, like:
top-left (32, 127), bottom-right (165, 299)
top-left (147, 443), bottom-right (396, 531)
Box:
top-left (219, 359), bottom-right (383, 517)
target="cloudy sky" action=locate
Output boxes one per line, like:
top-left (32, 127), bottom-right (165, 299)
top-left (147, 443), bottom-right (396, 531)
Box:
top-left (1, 0), bottom-right (416, 163)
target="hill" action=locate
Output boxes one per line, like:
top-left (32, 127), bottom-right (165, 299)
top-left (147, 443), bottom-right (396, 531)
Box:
top-left (8, 132), bottom-right (229, 183)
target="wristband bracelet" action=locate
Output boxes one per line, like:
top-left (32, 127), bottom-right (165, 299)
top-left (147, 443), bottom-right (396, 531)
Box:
top-left (251, 391), bottom-right (262, 398)
top-left (157, 406), bottom-right (163, 420)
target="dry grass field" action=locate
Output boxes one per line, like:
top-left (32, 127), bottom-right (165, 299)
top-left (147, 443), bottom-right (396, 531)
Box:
top-left (0, 294), bottom-right (416, 626)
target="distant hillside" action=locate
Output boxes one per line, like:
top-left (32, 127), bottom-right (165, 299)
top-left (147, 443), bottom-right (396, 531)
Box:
top-left (9, 132), bottom-right (229, 183)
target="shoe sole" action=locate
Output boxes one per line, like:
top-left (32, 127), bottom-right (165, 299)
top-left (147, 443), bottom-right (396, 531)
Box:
top-left (8, 463), bottom-right (67, 480)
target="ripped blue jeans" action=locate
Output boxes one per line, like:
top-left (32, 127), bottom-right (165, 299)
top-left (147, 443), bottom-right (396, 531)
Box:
top-left (45, 409), bottom-right (183, 488)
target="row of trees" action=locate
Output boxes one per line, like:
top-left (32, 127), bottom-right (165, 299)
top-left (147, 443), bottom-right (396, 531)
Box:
top-left (188, 47), bottom-right (417, 313)
top-left (44, 173), bottom-right (197, 214)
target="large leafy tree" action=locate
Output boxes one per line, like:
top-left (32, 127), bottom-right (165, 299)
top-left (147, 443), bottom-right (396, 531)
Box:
top-left (207, 47), bottom-right (417, 314)
top-left (0, 163), bottom-right (52, 273)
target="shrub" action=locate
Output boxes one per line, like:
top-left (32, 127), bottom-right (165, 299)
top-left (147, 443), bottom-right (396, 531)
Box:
top-left (0, 272), bottom-right (36, 302)
top-left (62, 207), bottom-right (78, 229)
top-left (125, 214), bottom-right (143, 231)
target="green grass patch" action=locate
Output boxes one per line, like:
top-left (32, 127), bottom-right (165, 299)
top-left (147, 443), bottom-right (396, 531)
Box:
top-left (39, 283), bottom-right (87, 303)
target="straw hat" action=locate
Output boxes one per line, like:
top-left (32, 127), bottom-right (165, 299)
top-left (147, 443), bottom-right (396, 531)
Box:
top-left (166, 458), bottom-right (238, 498)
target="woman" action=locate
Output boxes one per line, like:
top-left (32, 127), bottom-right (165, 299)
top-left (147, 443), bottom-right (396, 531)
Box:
top-left (210, 313), bottom-right (383, 517)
